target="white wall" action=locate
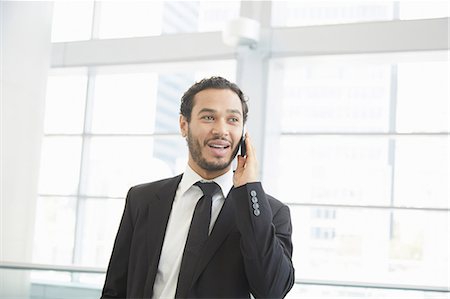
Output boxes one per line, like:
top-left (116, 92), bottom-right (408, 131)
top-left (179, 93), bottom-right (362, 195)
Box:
top-left (1, 1), bottom-right (53, 297)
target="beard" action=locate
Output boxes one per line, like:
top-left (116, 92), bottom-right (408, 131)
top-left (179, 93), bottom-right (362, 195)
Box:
top-left (186, 129), bottom-right (239, 172)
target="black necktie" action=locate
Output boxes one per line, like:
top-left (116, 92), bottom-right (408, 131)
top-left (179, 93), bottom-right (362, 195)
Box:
top-left (175, 181), bottom-right (220, 298)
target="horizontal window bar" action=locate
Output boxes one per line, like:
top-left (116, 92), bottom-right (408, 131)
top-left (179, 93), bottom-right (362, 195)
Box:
top-left (38, 194), bottom-right (449, 212)
top-left (51, 32), bottom-right (234, 67)
top-left (1, 262), bottom-right (447, 292)
top-left (295, 278), bottom-right (450, 293)
top-left (271, 18), bottom-right (449, 56)
top-left (281, 132), bottom-right (449, 136)
top-left (43, 132), bottom-right (449, 138)
top-left (0, 261), bottom-right (104, 274)
top-left (39, 194), bottom-right (124, 200)
top-left (55, 132), bottom-right (448, 141)
top-left (285, 202), bottom-right (449, 212)
top-left (43, 133), bottom-right (180, 137)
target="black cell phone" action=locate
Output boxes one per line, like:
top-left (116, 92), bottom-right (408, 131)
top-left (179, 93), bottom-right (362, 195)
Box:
top-left (240, 132), bottom-right (247, 157)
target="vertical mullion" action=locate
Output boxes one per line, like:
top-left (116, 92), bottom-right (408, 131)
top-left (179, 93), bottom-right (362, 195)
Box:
top-left (388, 65), bottom-right (399, 239)
top-left (393, 1), bottom-right (400, 20)
top-left (91, 0), bottom-right (101, 39)
top-left (236, 1), bottom-right (272, 177)
top-left (71, 68), bottom-right (96, 280)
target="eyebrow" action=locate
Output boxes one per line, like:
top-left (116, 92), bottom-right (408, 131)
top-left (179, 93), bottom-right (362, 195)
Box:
top-left (197, 108), bottom-right (242, 116)
top-left (227, 109), bottom-right (242, 116)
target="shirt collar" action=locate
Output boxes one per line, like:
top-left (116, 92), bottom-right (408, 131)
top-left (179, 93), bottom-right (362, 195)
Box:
top-left (178, 164), bottom-right (234, 198)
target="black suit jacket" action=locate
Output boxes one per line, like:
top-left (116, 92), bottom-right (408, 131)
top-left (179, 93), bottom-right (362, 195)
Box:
top-left (101, 174), bottom-right (294, 298)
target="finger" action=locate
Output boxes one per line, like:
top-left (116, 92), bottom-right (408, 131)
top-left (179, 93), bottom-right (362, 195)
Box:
top-left (236, 155), bottom-right (246, 170)
top-left (244, 133), bottom-right (255, 160)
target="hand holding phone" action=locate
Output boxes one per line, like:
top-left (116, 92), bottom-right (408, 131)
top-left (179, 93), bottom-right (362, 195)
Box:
top-left (239, 133), bottom-right (247, 157)
top-left (233, 132), bottom-right (259, 187)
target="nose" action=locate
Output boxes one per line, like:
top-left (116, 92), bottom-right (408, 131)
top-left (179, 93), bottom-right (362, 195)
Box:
top-left (211, 119), bottom-right (229, 137)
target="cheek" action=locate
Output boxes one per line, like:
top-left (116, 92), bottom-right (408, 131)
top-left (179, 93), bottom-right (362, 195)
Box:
top-left (190, 127), bottom-right (209, 144)
top-left (232, 131), bottom-right (243, 146)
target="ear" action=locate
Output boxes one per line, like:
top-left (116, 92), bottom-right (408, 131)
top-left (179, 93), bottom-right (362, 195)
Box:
top-left (180, 115), bottom-right (188, 137)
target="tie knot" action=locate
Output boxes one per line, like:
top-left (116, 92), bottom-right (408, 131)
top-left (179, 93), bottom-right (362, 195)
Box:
top-left (195, 181), bottom-right (220, 197)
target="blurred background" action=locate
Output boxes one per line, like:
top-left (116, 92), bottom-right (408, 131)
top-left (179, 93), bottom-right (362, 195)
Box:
top-left (1, 1), bottom-right (449, 298)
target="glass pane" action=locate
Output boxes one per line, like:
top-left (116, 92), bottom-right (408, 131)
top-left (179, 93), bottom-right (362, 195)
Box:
top-left (3, 268), bottom-right (102, 298)
top-left (154, 73), bottom-right (199, 134)
top-left (38, 137), bottom-right (82, 195)
top-left (82, 136), bottom-right (187, 197)
top-left (271, 1), bottom-right (393, 27)
top-left (400, 1), bottom-right (450, 20)
top-left (194, 64), bottom-right (236, 84)
top-left (98, 1), bottom-right (163, 38)
top-left (32, 196), bottom-right (76, 268)
top-left (91, 73), bottom-right (158, 134)
top-left (77, 273), bottom-right (106, 290)
top-left (32, 275), bottom-right (103, 298)
top-left (98, 1), bottom-right (240, 38)
top-left (396, 61), bottom-right (450, 133)
top-left (394, 137), bottom-right (449, 209)
top-left (264, 136), bottom-right (392, 206)
top-left (154, 66), bottom-right (237, 134)
top-left (91, 61), bottom-right (236, 134)
top-left (51, 1), bottom-right (94, 42)
top-left (290, 205), bottom-right (449, 288)
top-left (197, 1), bottom-right (240, 32)
top-left (271, 58), bottom-right (392, 133)
top-left (287, 283), bottom-right (448, 298)
top-left (161, 1), bottom-right (199, 34)
top-left (77, 198), bottom-right (124, 268)
top-left (44, 72), bottom-right (87, 134)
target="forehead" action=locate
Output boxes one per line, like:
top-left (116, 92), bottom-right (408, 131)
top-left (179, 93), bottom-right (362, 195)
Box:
top-left (192, 88), bottom-right (242, 113)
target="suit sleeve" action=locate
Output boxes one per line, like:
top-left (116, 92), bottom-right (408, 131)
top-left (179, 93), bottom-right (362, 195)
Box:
top-left (101, 187), bottom-right (135, 298)
top-left (230, 182), bottom-right (295, 298)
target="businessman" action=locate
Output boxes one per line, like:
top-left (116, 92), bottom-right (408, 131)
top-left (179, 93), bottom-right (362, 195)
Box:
top-left (101, 77), bottom-right (294, 298)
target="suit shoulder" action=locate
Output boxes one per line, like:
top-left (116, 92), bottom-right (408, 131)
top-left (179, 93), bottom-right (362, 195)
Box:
top-left (127, 174), bottom-right (182, 200)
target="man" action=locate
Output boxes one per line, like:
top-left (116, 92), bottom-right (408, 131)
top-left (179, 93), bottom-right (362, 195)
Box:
top-left (101, 77), bottom-right (294, 298)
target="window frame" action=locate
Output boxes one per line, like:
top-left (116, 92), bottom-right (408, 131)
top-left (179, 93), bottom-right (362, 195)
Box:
top-left (42, 0), bottom-right (450, 294)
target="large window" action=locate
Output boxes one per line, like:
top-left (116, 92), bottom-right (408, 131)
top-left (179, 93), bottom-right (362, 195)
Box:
top-left (264, 54), bottom-right (449, 297)
top-left (31, 0), bottom-right (449, 297)
top-left (34, 61), bottom-right (236, 285)
top-left (51, 1), bottom-right (240, 42)
top-left (271, 1), bottom-right (449, 27)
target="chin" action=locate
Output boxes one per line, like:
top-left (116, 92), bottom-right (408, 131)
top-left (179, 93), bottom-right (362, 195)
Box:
top-left (213, 155), bottom-right (233, 164)
top-left (201, 157), bottom-right (233, 172)
top-left (208, 159), bottom-right (230, 169)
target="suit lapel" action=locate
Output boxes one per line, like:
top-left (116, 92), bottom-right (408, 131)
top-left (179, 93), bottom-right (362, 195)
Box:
top-left (143, 174), bottom-right (182, 297)
top-left (190, 192), bottom-right (235, 285)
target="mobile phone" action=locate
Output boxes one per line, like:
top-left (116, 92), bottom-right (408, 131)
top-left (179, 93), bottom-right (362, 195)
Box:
top-left (239, 130), bottom-right (247, 157)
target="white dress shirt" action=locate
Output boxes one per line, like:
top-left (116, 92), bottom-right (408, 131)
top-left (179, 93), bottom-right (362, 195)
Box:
top-left (152, 165), bottom-right (233, 299)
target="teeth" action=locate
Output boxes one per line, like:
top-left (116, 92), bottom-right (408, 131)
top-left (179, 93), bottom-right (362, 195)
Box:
top-left (210, 144), bottom-right (230, 149)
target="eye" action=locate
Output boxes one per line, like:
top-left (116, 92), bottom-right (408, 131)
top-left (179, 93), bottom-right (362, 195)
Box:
top-left (202, 115), bottom-right (214, 121)
top-left (229, 117), bottom-right (239, 123)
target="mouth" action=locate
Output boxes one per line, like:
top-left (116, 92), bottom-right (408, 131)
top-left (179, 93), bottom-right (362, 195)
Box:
top-left (206, 140), bottom-right (231, 157)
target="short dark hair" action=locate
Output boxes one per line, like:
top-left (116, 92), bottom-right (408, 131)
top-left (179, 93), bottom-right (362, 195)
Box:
top-left (180, 76), bottom-right (248, 123)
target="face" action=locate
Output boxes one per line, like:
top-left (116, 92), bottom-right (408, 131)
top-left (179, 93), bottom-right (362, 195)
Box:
top-left (180, 88), bottom-right (244, 179)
